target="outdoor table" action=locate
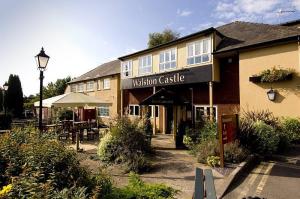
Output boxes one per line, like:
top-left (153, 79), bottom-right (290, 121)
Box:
top-left (0, 130), bottom-right (10, 134)
top-left (45, 124), bottom-right (63, 133)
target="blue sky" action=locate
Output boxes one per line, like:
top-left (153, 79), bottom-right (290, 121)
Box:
top-left (0, 0), bottom-right (300, 95)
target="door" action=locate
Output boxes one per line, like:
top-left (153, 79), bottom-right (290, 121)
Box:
top-left (166, 105), bottom-right (173, 134)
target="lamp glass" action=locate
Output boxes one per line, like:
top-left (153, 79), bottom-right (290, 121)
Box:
top-left (35, 47), bottom-right (50, 70)
top-left (267, 89), bottom-right (276, 101)
top-left (3, 83), bottom-right (8, 91)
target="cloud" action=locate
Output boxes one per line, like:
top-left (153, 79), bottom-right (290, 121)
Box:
top-left (192, 22), bottom-right (213, 31)
top-left (177, 26), bottom-right (186, 31)
top-left (214, 0), bottom-right (299, 23)
top-left (177, 9), bottom-right (193, 17)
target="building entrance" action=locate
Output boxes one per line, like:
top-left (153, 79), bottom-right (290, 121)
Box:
top-left (165, 105), bottom-right (173, 134)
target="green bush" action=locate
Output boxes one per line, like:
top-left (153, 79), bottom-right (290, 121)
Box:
top-left (103, 172), bottom-right (178, 199)
top-left (98, 117), bottom-right (152, 172)
top-left (224, 140), bottom-right (249, 163)
top-left (281, 117), bottom-right (300, 143)
top-left (194, 139), bottom-right (219, 164)
top-left (58, 109), bottom-right (73, 120)
top-left (207, 156), bottom-right (220, 167)
top-left (258, 67), bottom-right (293, 83)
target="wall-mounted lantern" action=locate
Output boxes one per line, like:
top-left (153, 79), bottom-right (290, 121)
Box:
top-left (267, 88), bottom-right (276, 101)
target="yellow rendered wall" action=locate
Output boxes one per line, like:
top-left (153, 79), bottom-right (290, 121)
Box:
top-left (126, 34), bottom-right (214, 78)
top-left (239, 43), bottom-right (300, 117)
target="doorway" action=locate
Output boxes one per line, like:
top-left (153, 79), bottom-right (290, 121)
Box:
top-left (165, 105), bottom-right (173, 134)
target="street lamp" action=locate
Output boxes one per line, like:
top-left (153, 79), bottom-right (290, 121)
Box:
top-left (3, 82), bottom-right (8, 118)
top-left (35, 47), bottom-right (50, 131)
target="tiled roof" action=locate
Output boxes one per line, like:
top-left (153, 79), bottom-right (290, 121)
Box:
top-left (215, 21), bottom-right (300, 53)
top-left (69, 60), bottom-right (120, 84)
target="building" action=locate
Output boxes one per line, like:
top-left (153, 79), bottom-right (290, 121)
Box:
top-left (118, 21), bottom-right (300, 135)
top-left (66, 60), bottom-right (121, 124)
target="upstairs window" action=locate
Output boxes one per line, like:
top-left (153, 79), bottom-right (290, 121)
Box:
top-left (86, 81), bottom-right (94, 91)
top-left (121, 60), bottom-right (132, 78)
top-left (139, 55), bottom-right (152, 75)
top-left (71, 84), bottom-right (76, 92)
top-left (77, 83), bottom-right (84, 92)
top-left (159, 49), bottom-right (176, 71)
top-left (103, 78), bottom-right (110, 89)
top-left (187, 38), bottom-right (211, 65)
top-left (129, 105), bottom-right (140, 116)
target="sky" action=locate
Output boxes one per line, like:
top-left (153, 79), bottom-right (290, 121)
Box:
top-left (0, 0), bottom-right (300, 96)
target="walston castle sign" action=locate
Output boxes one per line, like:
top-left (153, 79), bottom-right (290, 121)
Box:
top-left (121, 64), bottom-right (213, 89)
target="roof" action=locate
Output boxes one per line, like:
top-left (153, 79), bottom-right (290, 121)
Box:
top-left (69, 60), bottom-right (120, 84)
top-left (279, 19), bottom-right (300, 27)
top-left (34, 94), bottom-right (68, 107)
top-left (52, 92), bottom-right (109, 108)
top-left (215, 21), bottom-right (300, 53)
top-left (118, 27), bottom-right (216, 60)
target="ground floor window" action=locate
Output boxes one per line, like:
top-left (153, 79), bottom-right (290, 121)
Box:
top-left (194, 105), bottom-right (217, 122)
top-left (129, 104), bottom-right (140, 116)
top-left (98, 105), bottom-right (109, 117)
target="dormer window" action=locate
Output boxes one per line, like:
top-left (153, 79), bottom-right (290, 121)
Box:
top-left (187, 37), bottom-right (211, 65)
top-left (121, 60), bottom-right (132, 78)
top-left (139, 55), bottom-right (152, 75)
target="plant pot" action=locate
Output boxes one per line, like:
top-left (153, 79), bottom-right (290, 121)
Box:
top-left (249, 76), bottom-right (261, 83)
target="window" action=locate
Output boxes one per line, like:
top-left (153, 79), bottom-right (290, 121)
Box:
top-left (71, 84), bottom-right (76, 92)
top-left (97, 80), bottom-right (101, 90)
top-left (150, 105), bottom-right (159, 118)
top-left (129, 105), bottom-right (140, 116)
top-left (77, 83), bottom-right (84, 92)
top-left (159, 49), bottom-right (176, 71)
top-left (194, 105), bottom-right (217, 122)
top-left (98, 105), bottom-right (109, 117)
top-left (121, 60), bottom-right (132, 78)
top-left (86, 81), bottom-right (94, 91)
top-left (187, 38), bottom-right (211, 65)
top-left (103, 78), bottom-right (110, 89)
top-left (139, 55), bottom-right (152, 75)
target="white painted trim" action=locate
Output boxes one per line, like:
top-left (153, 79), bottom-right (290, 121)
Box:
top-left (194, 104), bottom-right (218, 122)
top-left (138, 54), bottom-right (152, 75)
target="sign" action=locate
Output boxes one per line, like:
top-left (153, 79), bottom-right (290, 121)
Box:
top-left (218, 114), bottom-right (239, 167)
top-left (121, 64), bottom-right (212, 89)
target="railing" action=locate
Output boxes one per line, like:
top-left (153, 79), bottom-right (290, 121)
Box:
top-left (193, 168), bottom-right (217, 199)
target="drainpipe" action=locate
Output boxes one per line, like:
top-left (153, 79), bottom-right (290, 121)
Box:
top-left (153, 86), bottom-right (156, 135)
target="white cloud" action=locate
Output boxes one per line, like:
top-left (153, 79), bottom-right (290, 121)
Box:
top-left (177, 9), bottom-right (193, 17)
top-left (214, 0), bottom-right (298, 23)
top-left (178, 26), bottom-right (186, 31)
top-left (192, 22), bottom-right (213, 31)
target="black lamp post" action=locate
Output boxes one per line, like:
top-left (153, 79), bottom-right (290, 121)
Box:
top-left (3, 82), bottom-right (8, 118)
top-left (35, 47), bottom-right (50, 131)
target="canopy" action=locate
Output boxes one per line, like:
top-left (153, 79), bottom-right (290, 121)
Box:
top-left (34, 94), bottom-right (67, 108)
top-left (52, 92), bottom-right (107, 108)
top-left (140, 88), bottom-right (190, 105)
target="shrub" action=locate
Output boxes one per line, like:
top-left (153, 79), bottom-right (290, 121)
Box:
top-left (0, 113), bottom-right (12, 130)
top-left (58, 109), bottom-right (73, 120)
top-left (281, 117), bottom-right (300, 143)
top-left (257, 67), bottom-right (293, 83)
top-left (207, 156), bottom-right (220, 167)
top-left (224, 140), bottom-right (249, 163)
top-left (103, 172), bottom-right (178, 199)
top-left (253, 121), bottom-right (280, 155)
top-left (98, 117), bottom-right (152, 172)
top-left (194, 139), bottom-right (219, 164)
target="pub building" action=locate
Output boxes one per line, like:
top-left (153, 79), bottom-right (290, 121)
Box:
top-left (118, 20), bottom-right (300, 140)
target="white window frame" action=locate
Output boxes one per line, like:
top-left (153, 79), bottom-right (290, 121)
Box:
top-left (150, 105), bottom-right (159, 118)
top-left (70, 84), bottom-right (77, 92)
top-left (121, 60), bottom-right (132, 78)
top-left (77, 83), bottom-right (84, 92)
top-left (86, 81), bottom-right (94, 92)
top-left (159, 48), bottom-right (177, 72)
top-left (97, 105), bottom-right (109, 117)
top-left (103, 78), bottom-right (110, 90)
top-left (138, 54), bottom-right (152, 75)
top-left (129, 104), bottom-right (140, 116)
top-left (194, 105), bottom-right (217, 122)
top-left (186, 37), bottom-right (211, 66)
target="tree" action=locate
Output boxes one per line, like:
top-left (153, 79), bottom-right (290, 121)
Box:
top-left (148, 29), bottom-right (180, 48)
top-left (43, 76), bottom-right (71, 99)
top-left (0, 89), bottom-right (3, 112)
top-left (5, 74), bottom-right (24, 118)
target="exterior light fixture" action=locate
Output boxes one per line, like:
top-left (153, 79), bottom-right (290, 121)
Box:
top-left (3, 82), bottom-right (8, 91)
top-left (267, 88), bottom-right (276, 101)
top-left (35, 47), bottom-right (50, 131)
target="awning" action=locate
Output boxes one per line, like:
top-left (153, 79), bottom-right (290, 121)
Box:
top-left (140, 88), bottom-right (190, 105)
top-left (34, 94), bottom-right (67, 108)
top-left (52, 92), bottom-right (108, 108)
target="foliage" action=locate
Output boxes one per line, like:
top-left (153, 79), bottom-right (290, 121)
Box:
top-left (43, 76), bottom-right (71, 99)
top-left (257, 67), bottom-right (293, 83)
top-left (143, 112), bottom-right (153, 139)
top-left (194, 139), bottom-right (219, 164)
top-left (5, 74), bottom-right (24, 118)
top-left (0, 90), bottom-right (3, 112)
top-left (58, 109), bottom-right (74, 120)
top-left (0, 184), bottom-right (12, 197)
top-left (148, 29), bottom-right (180, 48)
top-left (207, 156), bottom-right (220, 167)
top-left (103, 172), bottom-right (178, 199)
top-left (224, 140), bottom-right (249, 163)
top-left (281, 117), bottom-right (300, 143)
top-left (0, 114), bottom-right (12, 130)
top-left (98, 117), bottom-right (152, 172)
